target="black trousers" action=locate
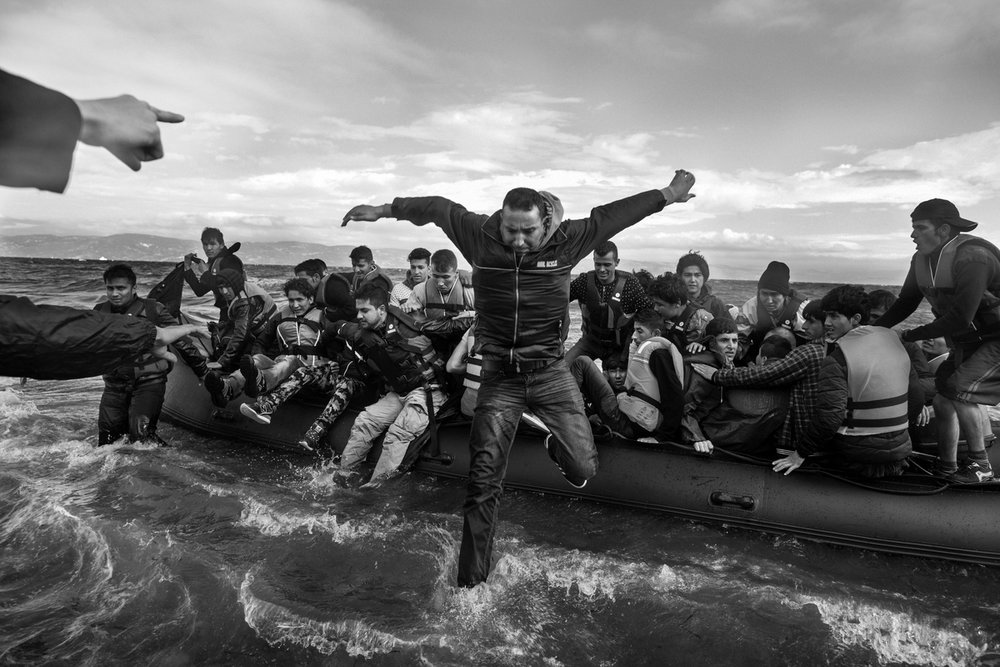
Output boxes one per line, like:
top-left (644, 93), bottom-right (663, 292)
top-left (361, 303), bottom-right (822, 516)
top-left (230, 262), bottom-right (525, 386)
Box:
top-left (98, 376), bottom-right (167, 445)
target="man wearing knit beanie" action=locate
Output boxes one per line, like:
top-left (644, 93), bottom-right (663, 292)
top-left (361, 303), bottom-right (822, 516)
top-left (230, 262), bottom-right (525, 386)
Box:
top-left (735, 260), bottom-right (810, 363)
top-left (875, 198), bottom-right (1000, 483)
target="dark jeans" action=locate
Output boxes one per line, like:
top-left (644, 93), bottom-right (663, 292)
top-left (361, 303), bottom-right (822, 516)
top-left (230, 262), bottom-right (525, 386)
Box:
top-left (98, 376), bottom-right (167, 445)
top-left (564, 332), bottom-right (628, 368)
top-left (457, 359), bottom-right (598, 587)
top-left (569, 356), bottom-right (642, 438)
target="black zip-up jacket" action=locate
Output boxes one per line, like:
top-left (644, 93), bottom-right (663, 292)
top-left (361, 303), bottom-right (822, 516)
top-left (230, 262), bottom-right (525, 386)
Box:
top-left (390, 190), bottom-right (667, 364)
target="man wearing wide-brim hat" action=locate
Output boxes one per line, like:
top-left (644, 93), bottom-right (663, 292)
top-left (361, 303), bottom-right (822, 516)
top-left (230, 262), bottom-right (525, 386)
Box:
top-left (876, 198), bottom-right (1000, 483)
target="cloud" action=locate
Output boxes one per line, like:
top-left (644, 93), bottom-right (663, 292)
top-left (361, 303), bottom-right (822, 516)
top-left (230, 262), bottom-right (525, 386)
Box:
top-left (707, 0), bottom-right (821, 30)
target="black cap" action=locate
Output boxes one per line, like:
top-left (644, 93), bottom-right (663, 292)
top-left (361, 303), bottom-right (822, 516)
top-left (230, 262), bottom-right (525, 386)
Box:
top-left (911, 198), bottom-right (978, 231)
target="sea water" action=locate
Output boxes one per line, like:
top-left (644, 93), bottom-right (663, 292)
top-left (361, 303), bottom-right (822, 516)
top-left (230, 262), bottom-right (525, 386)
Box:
top-left (2, 257), bottom-right (999, 666)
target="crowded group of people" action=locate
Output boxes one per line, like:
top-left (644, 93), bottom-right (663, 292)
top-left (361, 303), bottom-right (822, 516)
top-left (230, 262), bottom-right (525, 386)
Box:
top-left (4, 67), bottom-right (1000, 590)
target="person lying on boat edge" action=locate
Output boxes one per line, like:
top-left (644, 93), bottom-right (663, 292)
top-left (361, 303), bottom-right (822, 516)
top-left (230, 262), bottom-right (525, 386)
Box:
top-left (570, 308), bottom-right (684, 441)
top-left (676, 250), bottom-right (733, 323)
top-left (736, 261), bottom-right (812, 364)
top-left (773, 285), bottom-right (921, 477)
top-left (875, 199), bottom-right (1000, 483)
top-left (207, 278), bottom-right (328, 405)
top-left (647, 273), bottom-right (714, 351)
top-left (341, 170), bottom-right (696, 589)
top-left (691, 300), bottom-right (828, 458)
top-left (202, 269), bottom-right (276, 406)
top-left (565, 240), bottom-right (653, 368)
top-left (683, 325), bottom-right (791, 458)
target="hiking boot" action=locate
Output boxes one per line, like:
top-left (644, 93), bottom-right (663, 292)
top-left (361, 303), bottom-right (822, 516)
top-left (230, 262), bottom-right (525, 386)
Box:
top-left (204, 371), bottom-right (231, 408)
top-left (544, 433), bottom-right (588, 489)
top-left (240, 399), bottom-right (275, 425)
top-left (949, 460), bottom-right (995, 483)
top-left (297, 422), bottom-right (327, 453)
top-left (240, 355), bottom-right (266, 398)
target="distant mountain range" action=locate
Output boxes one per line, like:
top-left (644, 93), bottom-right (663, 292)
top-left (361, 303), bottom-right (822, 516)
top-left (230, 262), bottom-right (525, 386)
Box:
top-left (0, 232), bottom-right (677, 274)
top-left (0, 233), bottom-right (417, 270)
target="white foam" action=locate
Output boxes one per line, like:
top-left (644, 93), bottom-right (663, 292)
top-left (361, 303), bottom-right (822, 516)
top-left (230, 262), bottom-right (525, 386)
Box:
top-left (237, 497), bottom-right (381, 541)
top-left (797, 595), bottom-right (987, 666)
top-left (239, 571), bottom-right (422, 658)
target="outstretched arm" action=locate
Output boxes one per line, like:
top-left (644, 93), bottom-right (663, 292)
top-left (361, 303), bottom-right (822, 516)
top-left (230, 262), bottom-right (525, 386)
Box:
top-left (76, 95), bottom-right (184, 171)
top-left (342, 203), bottom-right (392, 226)
top-left (660, 169), bottom-right (697, 204)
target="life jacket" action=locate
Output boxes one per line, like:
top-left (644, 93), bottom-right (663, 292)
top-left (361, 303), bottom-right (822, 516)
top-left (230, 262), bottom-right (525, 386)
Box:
top-left (274, 304), bottom-right (324, 365)
top-left (579, 271), bottom-right (633, 346)
top-left (617, 336), bottom-right (684, 431)
top-left (314, 272), bottom-right (355, 320)
top-left (226, 287), bottom-right (277, 337)
top-left (913, 234), bottom-right (1000, 338)
top-left (462, 334), bottom-right (482, 392)
top-left (337, 307), bottom-right (445, 395)
top-left (94, 297), bottom-right (171, 380)
top-left (666, 303), bottom-right (708, 346)
top-left (835, 326), bottom-right (910, 436)
top-left (350, 265), bottom-right (394, 296)
top-left (418, 280), bottom-right (475, 320)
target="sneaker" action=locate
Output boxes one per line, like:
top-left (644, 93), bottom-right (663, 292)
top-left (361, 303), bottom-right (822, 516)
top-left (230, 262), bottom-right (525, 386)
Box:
top-left (204, 371), bottom-right (230, 408)
top-left (240, 401), bottom-right (273, 425)
top-left (240, 355), bottom-right (266, 398)
top-left (949, 460), bottom-right (995, 483)
top-left (544, 434), bottom-right (588, 489)
top-left (297, 422), bottom-right (327, 453)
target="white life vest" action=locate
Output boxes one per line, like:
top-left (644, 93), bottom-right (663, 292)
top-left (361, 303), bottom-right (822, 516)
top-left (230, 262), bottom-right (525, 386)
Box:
top-left (414, 279), bottom-right (475, 320)
top-left (835, 326), bottom-right (910, 436)
top-left (617, 336), bottom-right (684, 431)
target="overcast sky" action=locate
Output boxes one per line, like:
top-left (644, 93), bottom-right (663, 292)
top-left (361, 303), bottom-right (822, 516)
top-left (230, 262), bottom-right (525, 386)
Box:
top-left (1, 0), bottom-right (998, 283)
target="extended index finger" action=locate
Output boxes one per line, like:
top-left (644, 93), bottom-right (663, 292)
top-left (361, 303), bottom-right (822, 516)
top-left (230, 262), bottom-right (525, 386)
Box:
top-left (151, 106), bottom-right (185, 123)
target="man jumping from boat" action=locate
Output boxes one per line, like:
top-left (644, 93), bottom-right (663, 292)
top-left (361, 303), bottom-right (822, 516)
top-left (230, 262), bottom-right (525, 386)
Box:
top-left (875, 199), bottom-right (1000, 483)
top-left (341, 169), bottom-right (696, 588)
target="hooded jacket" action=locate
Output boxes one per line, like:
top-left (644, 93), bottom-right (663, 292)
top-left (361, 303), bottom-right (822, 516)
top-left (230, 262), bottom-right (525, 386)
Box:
top-left (390, 190), bottom-right (668, 364)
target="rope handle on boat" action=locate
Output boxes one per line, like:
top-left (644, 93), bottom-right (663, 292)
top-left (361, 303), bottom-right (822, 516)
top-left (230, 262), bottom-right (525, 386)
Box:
top-left (637, 438), bottom-right (955, 496)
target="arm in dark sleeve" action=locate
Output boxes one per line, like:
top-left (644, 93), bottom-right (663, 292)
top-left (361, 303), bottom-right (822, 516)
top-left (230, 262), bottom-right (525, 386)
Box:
top-left (184, 268), bottom-right (212, 296)
top-left (153, 301), bottom-right (208, 378)
top-left (391, 197), bottom-right (490, 261)
top-left (621, 276), bottom-right (653, 313)
top-left (795, 353), bottom-right (847, 457)
top-left (874, 264), bottom-right (922, 329)
top-left (215, 300), bottom-right (252, 371)
top-left (680, 366), bottom-right (719, 443)
top-left (650, 349), bottom-right (685, 440)
top-left (568, 191), bottom-right (669, 263)
top-left (0, 296), bottom-right (156, 379)
top-left (905, 250), bottom-right (994, 341)
top-left (904, 341), bottom-right (936, 403)
top-left (907, 361), bottom-right (925, 420)
top-left (0, 69), bottom-right (81, 193)
top-left (569, 273), bottom-right (587, 302)
top-left (251, 316), bottom-right (280, 356)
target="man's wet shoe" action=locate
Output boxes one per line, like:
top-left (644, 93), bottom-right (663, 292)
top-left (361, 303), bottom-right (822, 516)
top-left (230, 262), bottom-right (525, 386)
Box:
top-left (297, 422), bottom-right (327, 453)
top-left (544, 434), bottom-right (588, 489)
top-left (949, 460), bottom-right (995, 483)
top-left (204, 371), bottom-right (230, 408)
top-left (240, 355), bottom-right (266, 398)
top-left (240, 400), bottom-right (274, 425)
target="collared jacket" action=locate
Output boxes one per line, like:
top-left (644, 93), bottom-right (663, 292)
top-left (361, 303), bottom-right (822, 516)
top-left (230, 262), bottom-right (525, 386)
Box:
top-left (390, 190), bottom-right (668, 363)
top-left (215, 290), bottom-right (277, 371)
